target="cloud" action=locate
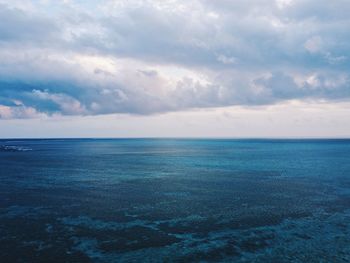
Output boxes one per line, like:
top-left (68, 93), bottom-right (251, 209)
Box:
top-left (0, 0), bottom-right (349, 118)
top-left (0, 3), bottom-right (58, 42)
top-left (0, 103), bottom-right (44, 119)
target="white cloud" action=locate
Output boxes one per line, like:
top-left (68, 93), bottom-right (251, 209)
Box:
top-left (304, 36), bottom-right (322, 54)
top-left (0, 0), bottom-right (349, 120)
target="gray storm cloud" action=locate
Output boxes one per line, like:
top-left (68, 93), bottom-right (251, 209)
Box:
top-left (0, 0), bottom-right (349, 118)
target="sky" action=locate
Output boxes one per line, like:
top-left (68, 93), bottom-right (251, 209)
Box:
top-left (0, 0), bottom-right (350, 138)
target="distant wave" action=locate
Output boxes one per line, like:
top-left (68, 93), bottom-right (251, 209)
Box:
top-left (0, 145), bottom-right (32, 152)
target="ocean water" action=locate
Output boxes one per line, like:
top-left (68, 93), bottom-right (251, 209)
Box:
top-left (0, 139), bottom-right (350, 262)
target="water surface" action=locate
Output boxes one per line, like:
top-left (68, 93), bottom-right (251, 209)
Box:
top-left (0, 139), bottom-right (350, 262)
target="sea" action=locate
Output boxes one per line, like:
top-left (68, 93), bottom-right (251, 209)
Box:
top-left (0, 139), bottom-right (350, 262)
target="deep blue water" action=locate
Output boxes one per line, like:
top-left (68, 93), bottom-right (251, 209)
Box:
top-left (0, 139), bottom-right (350, 262)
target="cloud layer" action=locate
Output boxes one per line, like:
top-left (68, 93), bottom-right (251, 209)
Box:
top-left (0, 0), bottom-right (349, 118)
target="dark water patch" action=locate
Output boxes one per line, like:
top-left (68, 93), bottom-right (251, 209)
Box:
top-left (293, 233), bottom-right (312, 240)
top-left (0, 216), bottom-right (91, 263)
top-left (322, 196), bottom-right (350, 213)
top-left (177, 242), bottom-right (240, 262)
top-left (238, 236), bottom-right (270, 253)
top-left (98, 226), bottom-right (180, 252)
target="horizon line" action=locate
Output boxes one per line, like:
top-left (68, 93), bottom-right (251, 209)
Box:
top-left (1, 137), bottom-right (350, 140)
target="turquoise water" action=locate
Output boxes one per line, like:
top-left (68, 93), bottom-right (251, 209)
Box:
top-left (0, 139), bottom-right (350, 262)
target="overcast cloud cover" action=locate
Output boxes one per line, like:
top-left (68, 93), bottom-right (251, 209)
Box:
top-left (0, 0), bottom-right (350, 119)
